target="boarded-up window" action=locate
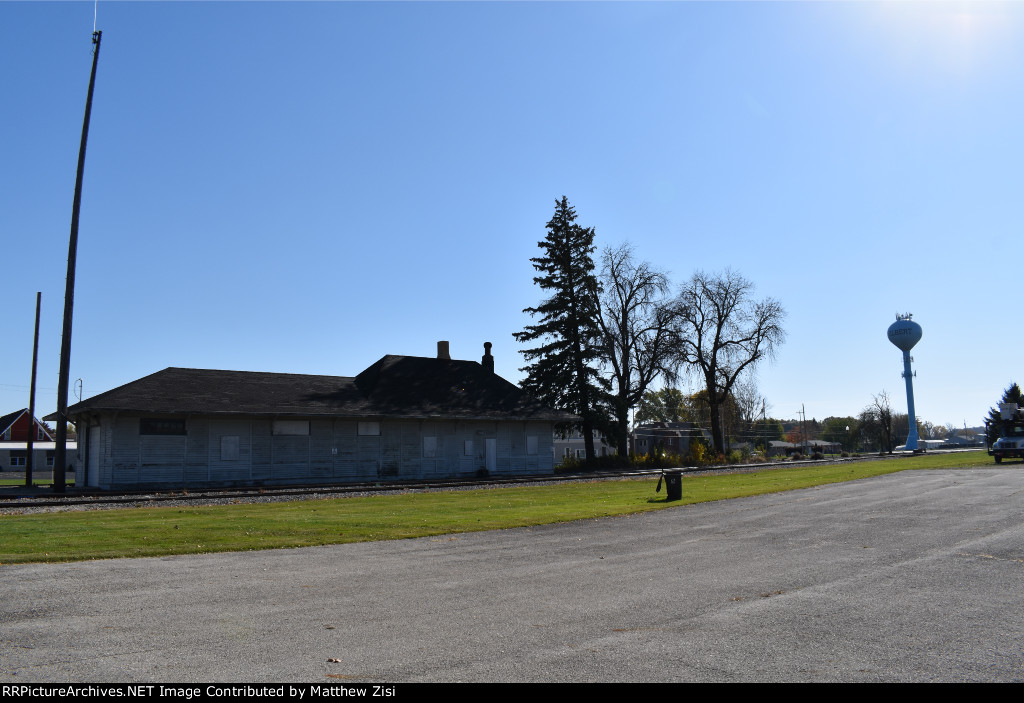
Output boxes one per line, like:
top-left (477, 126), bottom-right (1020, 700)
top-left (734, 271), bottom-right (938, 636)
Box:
top-left (464, 440), bottom-right (473, 456)
top-left (358, 422), bottom-right (380, 436)
top-left (272, 420), bottom-right (309, 436)
top-left (423, 436), bottom-right (437, 458)
top-left (140, 419), bottom-right (187, 435)
top-left (527, 435), bottom-right (538, 455)
top-left (221, 436), bottom-right (240, 460)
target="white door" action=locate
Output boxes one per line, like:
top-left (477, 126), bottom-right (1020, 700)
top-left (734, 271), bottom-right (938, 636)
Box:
top-left (485, 438), bottom-right (496, 472)
top-left (87, 425), bottom-right (101, 487)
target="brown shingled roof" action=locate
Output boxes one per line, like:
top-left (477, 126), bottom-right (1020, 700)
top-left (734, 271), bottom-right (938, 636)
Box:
top-left (57, 356), bottom-right (575, 423)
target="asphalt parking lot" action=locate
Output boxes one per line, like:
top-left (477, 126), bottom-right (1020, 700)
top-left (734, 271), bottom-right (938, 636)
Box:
top-left (2, 467), bottom-right (1023, 682)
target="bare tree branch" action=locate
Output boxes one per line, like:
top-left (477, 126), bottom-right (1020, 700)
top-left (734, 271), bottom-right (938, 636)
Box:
top-left (595, 244), bottom-right (681, 455)
top-left (674, 269), bottom-right (786, 453)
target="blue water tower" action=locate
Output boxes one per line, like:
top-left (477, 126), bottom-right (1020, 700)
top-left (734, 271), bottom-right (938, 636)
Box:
top-left (887, 314), bottom-right (923, 450)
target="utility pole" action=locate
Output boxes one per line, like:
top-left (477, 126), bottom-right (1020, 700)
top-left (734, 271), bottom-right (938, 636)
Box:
top-left (54, 30), bottom-right (102, 493)
top-left (26, 293), bottom-right (41, 487)
top-left (762, 399), bottom-right (767, 459)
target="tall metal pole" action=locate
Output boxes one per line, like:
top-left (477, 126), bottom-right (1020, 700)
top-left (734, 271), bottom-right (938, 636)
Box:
top-left (26, 293), bottom-right (42, 487)
top-left (902, 350), bottom-right (920, 450)
top-left (54, 30), bottom-right (102, 493)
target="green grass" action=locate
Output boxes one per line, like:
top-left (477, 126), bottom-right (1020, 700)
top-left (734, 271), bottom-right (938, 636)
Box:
top-left (0, 451), bottom-right (994, 564)
top-left (0, 479), bottom-right (74, 487)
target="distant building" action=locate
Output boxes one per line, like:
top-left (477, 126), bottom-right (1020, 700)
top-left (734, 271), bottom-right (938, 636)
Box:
top-left (553, 430), bottom-right (616, 462)
top-left (0, 409), bottom-right (53, 443)
top-left (0, 409), bottom-right (61, 471)
top-left (632, 422), bottom-right (709, 457)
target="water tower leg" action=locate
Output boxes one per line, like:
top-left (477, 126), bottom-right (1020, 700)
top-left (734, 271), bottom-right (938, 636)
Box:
top-left (903, 351), bottom-right (920, 450)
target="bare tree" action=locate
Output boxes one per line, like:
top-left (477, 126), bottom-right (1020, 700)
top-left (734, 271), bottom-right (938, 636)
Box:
top-left (674, 269), bottom-right (786, 454)
top-left (595, 244), bottom-right (680, 455)
top-left (731, 376), bottom-right (768, 444)
top-left (860, 391), bottom-right (895, 454)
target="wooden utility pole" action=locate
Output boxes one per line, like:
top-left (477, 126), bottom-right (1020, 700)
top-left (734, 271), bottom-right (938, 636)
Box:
top-left (54, 30), bottom-right (102, 493)
top-left (26, 293), bottom-right (41, 487)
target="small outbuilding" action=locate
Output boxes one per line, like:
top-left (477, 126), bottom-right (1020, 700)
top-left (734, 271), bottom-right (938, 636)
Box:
top-left (55, 343), bottom-right (575, 490)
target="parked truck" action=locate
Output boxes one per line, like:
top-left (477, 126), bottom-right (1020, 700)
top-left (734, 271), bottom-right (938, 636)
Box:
top-left (987, 403), bottom-right (1024, 463)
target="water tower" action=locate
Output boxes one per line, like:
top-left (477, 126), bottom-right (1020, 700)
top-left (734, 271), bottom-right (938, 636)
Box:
top-left (887, 313), bottom-right (923, 450)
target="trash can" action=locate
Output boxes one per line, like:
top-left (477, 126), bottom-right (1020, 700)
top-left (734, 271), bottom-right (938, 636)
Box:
top-left (664, 470), bottom-right (682, 502)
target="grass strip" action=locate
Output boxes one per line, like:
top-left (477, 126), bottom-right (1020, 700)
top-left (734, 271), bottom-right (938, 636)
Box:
top-left (0, 451), bottom-right (994, 564)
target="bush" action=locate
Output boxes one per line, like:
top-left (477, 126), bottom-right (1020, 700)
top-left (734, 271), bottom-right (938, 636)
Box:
top-left (811, 451), bottom-right (825, 460)
top-left (688, 441), bottom-right (707, 466)
top-left (791, 452), bottom-right (804, 461)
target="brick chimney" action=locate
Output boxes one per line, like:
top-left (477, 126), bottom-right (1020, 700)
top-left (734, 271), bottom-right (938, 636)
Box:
top-left (482, 342), bottom-right (494, 372)
top-left (437, 341), bottom-right (451, 360)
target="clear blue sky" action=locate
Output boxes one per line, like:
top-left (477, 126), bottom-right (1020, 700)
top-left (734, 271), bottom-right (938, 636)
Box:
top-left (2, 1), bottom-right (1020, 430)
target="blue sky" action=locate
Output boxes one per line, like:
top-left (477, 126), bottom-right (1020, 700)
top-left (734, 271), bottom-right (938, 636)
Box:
top-left (2, 0), bottom-right (1021, 430)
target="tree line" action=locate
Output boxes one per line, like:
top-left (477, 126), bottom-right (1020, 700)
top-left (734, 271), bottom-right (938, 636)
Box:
top-left (515, 197), bottom-right (786, 459)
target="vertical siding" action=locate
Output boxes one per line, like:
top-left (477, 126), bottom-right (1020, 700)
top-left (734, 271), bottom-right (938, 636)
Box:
top-left (309, 420), bottom-right (334, 479)
top-left (272, 434), bottom-right (309, 480)
top-left (380, 421), bottom-right (401, 477)
top-left (333, 420), bottom-right (358, 477)
top-left (111, 416), bottom-right (140, 486)
top-left (186, 418), bottom-right (210, 484)
top-left (357, 432), bottom-right (379, 477)
top-left (139, 434), bottom-right (186, 484)
top-left (251, 420), bottom-right (272, 480)
top-left (88, 413), bottom-right (557, 488)
top-left (402, 421), bottom-right (424, 478)
top-left (207, 418), bottom-right (251, 482)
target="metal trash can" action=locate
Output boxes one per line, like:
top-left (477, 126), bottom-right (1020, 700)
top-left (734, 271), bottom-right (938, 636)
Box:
top-left (664, 470), bottom-right (682, 502)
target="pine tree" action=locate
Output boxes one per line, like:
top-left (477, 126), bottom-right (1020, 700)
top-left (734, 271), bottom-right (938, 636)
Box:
top-left (986, 382), bottom-right (1022, 446)
top-left (514, 197), bottom-right (607, 460)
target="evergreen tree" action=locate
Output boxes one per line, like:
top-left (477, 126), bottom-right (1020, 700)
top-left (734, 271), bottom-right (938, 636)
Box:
top-left (986, 382), bottom-right (1022, 446)
top-left (515, 197), bottom-right (607, 460)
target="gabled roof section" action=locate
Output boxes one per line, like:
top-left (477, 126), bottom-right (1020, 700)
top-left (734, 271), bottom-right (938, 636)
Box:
top-left (0, 409), bottom-right (26, 437)
top-left (57, 356), bottom-right (575, 422)
top-left (1, 408), bottom-right (55, 441)
top-left (0, 409), bottom-right (27, 436)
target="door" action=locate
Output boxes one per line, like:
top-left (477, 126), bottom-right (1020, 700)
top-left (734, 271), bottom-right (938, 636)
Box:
top-left (87, 425), bottom-right (101, 488)
top-left (485, 438), bottom-right (496, 472)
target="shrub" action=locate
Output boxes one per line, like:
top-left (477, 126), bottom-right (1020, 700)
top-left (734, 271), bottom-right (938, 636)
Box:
top-left (811, 451), bottom-right (824, 460)
top-left (791, 452), bottom-right (804, 461)
top-left (688, 441), bottom-right (707, 466)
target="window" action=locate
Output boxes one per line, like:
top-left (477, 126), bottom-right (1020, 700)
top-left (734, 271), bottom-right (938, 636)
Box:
top-left (140, 419), bottom-right (187, 435)
top-left (358, 422), bottom-right (380, 436)
top-left (9, 451), bottom-right (26, 467)
top-left (423, 436), bottom-right (437, 458)
top-left (575, 449), bottom-right (585, 459)
top-left (46, 451), bottom-right (54, 467)
top-left (464, 440), bottom-right (474, 456)
top-left (272, 420), bottom-right (309, 436)
top-left (221, 436), bottom-right (240, 461)
top-left (526, 435), bottom-right (538, 456)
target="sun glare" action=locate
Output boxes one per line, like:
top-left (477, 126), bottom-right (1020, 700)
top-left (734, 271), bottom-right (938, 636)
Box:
top-left (870, 1), bottom-right (1015, 80)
